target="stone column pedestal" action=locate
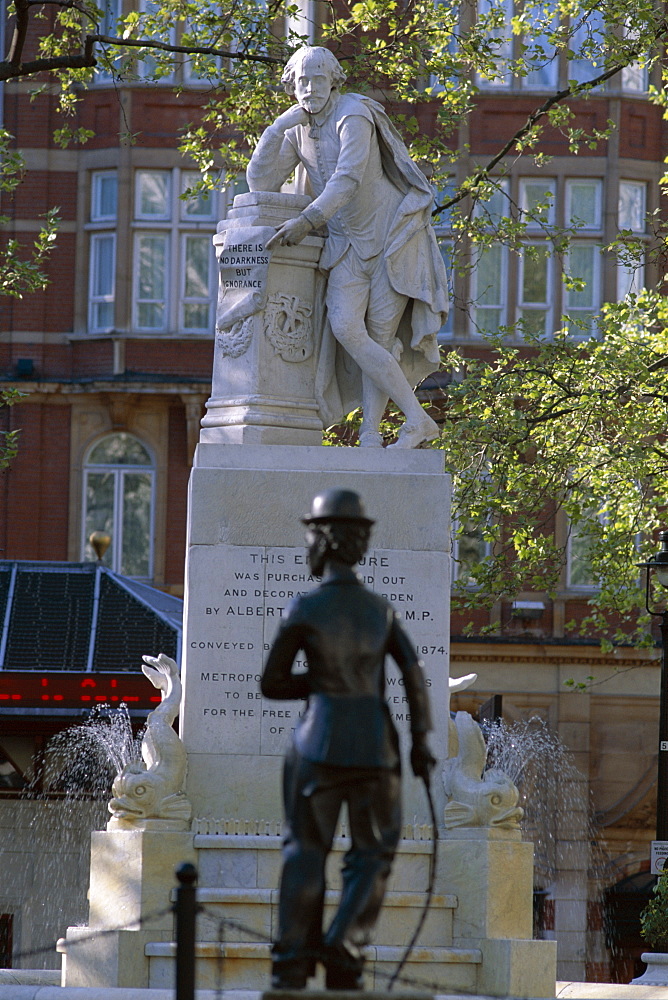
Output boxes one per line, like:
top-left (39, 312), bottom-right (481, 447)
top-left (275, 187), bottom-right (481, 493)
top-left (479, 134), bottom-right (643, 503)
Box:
top-left (201, 191), bottom-right (325, 446)
top-left (180, 443), bottom-right (450, 826)
top-left (439, 827), bottom-right (534, 943)
top-left (59, 829), bottom-right (195, 987)
top-left (437, 827), bottom-right (557, 998)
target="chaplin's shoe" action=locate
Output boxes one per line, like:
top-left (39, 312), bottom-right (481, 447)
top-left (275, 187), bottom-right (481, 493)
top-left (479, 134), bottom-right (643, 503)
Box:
top-left (325, 965), bottom-right (364, 990)
top-left (358, 429), bottom-right (384, 448)
top-left (387, 413), bottom-right (439, 449)
top-left (270, 958), bottom-right (310, 990)
top-left (322, 942), bottom-right (364, 991)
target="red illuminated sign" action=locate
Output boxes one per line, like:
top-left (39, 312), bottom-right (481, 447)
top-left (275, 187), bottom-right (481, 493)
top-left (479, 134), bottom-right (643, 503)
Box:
top-left (0, 672), bottom-right (161, 710)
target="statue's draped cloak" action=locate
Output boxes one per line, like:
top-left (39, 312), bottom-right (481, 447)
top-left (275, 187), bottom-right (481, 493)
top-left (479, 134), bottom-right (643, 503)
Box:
top-left (297, 94), bottom-right (449, 428)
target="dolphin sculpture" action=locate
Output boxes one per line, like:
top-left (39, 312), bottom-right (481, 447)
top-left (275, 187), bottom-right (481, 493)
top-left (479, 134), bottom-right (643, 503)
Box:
top-left (107, 653), bottom-right (192, 830)
top-left (443, 710), bottom-right (523, 830)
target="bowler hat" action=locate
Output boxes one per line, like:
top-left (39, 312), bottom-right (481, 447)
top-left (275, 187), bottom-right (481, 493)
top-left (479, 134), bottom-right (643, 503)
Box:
top-left (302, 489), bottom-right (375, 525)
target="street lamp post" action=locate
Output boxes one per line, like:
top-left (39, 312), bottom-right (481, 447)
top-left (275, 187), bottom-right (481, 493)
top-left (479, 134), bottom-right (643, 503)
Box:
top-left (639, 530), bottom-right (668, 845)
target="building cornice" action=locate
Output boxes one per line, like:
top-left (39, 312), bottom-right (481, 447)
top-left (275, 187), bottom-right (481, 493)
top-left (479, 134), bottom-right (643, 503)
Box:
top-left (0, 378), bottom-right (210, 397)
top-left (451, 639), bottom-right (658, 670)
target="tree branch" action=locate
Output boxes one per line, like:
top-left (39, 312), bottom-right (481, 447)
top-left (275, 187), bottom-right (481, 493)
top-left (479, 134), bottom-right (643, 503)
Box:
top-left (6, 0), bottom-right (30, 66)
top-left (0, 37), bottom-right (96, 80)
top-left (1, 22), bottom-right (285, 82)
top-left (90, 33), bottom-right (284, 66)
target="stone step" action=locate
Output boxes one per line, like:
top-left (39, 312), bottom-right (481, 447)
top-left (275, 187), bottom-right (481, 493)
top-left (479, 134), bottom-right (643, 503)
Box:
top-left (189, 887), bottom-right (457, 948)
top-left (371, 945), bottom-right (482, 994)
top-left (194, 834), bottom-right (435, 895)
top-left (144, 941), bottom-right (481, 992)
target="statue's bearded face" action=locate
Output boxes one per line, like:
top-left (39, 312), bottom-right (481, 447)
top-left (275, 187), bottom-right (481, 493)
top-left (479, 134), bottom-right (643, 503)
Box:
top-left (293, 54), bottom-right (333, 115)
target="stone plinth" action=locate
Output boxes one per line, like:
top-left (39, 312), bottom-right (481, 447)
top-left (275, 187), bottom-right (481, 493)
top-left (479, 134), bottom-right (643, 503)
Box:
top-left (632, 953), bottom-right (668, 985)
top-left (439, 828), bottom-right (534, 943)
top-left (201, 192), bottom-right (324, 446)
top-left (59, 830), bottom-right (195, 988)
top-left (437, 827), bottom-right (557, 998)
top-left (180, 442), bottom-right (451, 826)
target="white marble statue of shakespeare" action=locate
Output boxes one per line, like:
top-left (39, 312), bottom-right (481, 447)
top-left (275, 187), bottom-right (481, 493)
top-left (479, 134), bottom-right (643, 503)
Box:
top-left (246, 46), bottom-right (449, 449)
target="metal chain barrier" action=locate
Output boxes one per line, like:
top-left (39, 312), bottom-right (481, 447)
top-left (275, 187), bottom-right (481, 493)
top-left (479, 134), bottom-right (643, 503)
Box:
top-left (197, 906), bottom-right (469, 998)
top-left (7, 905), bottom-right (174, 965)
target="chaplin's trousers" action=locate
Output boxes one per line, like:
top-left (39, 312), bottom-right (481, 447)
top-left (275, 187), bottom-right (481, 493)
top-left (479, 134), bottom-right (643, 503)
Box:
top-left (273, 746), bottom-right (402, 971)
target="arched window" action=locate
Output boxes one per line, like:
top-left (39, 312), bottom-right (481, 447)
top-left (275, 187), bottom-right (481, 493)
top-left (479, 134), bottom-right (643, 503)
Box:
top-left (82, 433), bottom-right (155, 578)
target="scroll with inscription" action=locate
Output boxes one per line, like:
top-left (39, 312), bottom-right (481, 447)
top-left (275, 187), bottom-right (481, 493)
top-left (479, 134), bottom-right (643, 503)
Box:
top-left (214, 225), bottom-right (275, 330)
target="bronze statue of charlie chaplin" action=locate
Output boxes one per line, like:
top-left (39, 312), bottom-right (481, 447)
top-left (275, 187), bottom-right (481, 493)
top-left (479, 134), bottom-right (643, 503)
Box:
top-left (261, 489), bottom-right (435, 990)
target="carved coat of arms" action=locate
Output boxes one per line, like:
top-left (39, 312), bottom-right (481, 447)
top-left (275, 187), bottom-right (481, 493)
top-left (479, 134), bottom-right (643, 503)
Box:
top-left (264, 294), bottom-right (314, 363)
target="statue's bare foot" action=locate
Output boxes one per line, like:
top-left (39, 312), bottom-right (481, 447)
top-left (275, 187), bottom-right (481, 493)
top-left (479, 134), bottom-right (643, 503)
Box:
top-left (387, 413), bottom-right (439, 449)
top-left (359, 429), bottom-right (384, 448)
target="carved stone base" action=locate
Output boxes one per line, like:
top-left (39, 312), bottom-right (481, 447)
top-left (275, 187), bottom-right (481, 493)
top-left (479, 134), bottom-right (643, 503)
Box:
top-left (436, 828), bottom-right (557, 997)
top-left (204, 192), bottom-right (325, 446)
top-left (107, 816), bottom-right (190, 831)
top-left (201, 393), bottom-right (322, 446)
top-left (59, 829), bottom-right (195, 988)
top-left (632, 953), bottom-right (668, 985)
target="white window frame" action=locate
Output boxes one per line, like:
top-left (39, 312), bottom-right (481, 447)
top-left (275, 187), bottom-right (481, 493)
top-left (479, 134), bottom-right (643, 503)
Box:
top-left (566, 529), bottom-right (597, 590)
top-left (475, 0), bottom-right (513, 89)
top-left (476, 0), bottom-right (559, 91)
top-left (91, 170), bottom-right (118, 222)
top-left (180, 170), bottom-right (218, 222)
top-left (564, 242), bottom-right (602, 337)
top-left (133, 231), bottom-right (170, 332)
top-left (87, 170), bottom-right (118, 334)
top-left (136, 0), bottom-right (175, 81)
top-left (81, 434), bottom-right (156, 580)
top-left (621, 61), bottom-right (648, 93)
top-left (433, 176), bottom-right (457, 341)
top-left (93, 0), bottom-right (121, 82)
top-left (135, 169), bottom-right (172, 221)
top-left (452, 517), bottom-right (492, 587)
top-left (181, 16), bottom-right (225, 83)
top-left (89, 232), bottom-right (117, 333)
top-left (437, 240), bottom-right (455, 341)
top-left (522, 0), bottom-right (559, 90)
top-left (470, 178), bottom-right (509, 336)
top-left (568, 10), bottom-right (606, 86)
top-left (561, 179), bottom-right (603, 337)
top-left (617, 180), bottom-right (647, 299)
top-left (621, 23), bottom-right (649, 93)
top-left (131, 167), bottom-right (219, 335)
top-left (519, 177), bottom-right (556, 230)
top-left (565, 178), bottom-right (603, 231)
top-left (180, 232), bottom-right (217, 333)
top-left (618, 180), bottom-right (646, 234)
top-left (470, 243), bottom-right (509, 337)
top-left (517, 242), bottom-right (553, 338)
top-left (566, 510), bottom-right (608, 591)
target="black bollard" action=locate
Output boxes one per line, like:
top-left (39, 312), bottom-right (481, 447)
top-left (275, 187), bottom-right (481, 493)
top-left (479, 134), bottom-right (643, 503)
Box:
top-left (175, 861), bottom-right (198, 1000)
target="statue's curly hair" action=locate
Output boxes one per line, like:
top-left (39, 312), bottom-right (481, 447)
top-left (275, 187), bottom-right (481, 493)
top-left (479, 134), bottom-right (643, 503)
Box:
top-left (281, 46), bottom-right (347, 96)
top-left (308, 520), bottom-right (371, 567)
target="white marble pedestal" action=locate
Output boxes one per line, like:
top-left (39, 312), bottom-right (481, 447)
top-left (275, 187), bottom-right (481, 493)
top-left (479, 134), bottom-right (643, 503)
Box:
top-left (202, 192), bottom-right (325, 445)
top-left (438, 828), bottom-right (557, 998)
top-left (180, 442), bottom-right (451, 826)
top-left (59, 830), bottom-right (196, 988)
